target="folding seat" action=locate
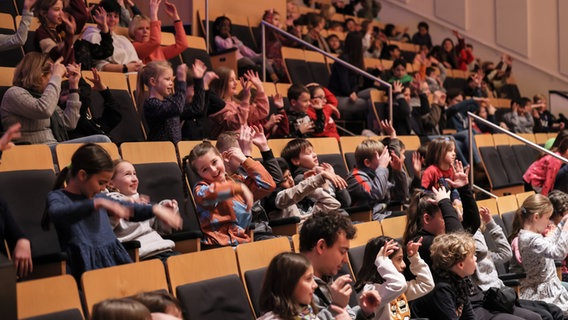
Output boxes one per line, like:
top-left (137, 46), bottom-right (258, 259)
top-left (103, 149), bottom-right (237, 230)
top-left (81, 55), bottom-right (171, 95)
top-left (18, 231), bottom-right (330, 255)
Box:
top-left (0, 0), bottom-right (17, 16)
top-left (496, 145), bottom-right (524, 185)
top-left (380, 215), bottom-right (407, 239)
top-left (347, 244), bottom-right (366, 280)
top-left (284, 58), bottom-right (313, 85)
top-left (512, 144), bottom-right (540, 173)
top-left (81, 259), bottom-right (168, 317)
top-left (17, 275), bottom-right (84, 319)
top-left (0, 255), bottom-right (16, 319)
top-left (0, 169), bottom-right (67, 279)
top-left (478, 146), bottom-right (523, 195)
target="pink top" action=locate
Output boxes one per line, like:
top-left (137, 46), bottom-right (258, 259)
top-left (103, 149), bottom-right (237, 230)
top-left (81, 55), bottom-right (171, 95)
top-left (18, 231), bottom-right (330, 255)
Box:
top-left (132, 20), bottom-right (188, 64)
top-left (208, 91), bottom-right (269, 138)
top-left (214, 35), bottom-right (258, 60)
top-left (522, 153), bottom-right (563, 196)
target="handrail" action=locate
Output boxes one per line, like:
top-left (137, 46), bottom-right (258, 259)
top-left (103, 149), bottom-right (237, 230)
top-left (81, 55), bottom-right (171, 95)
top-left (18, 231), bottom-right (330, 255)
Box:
top-left (467, 112), bottom-right (568, 189)
top-left (260, 20), bottom-right (393, 123)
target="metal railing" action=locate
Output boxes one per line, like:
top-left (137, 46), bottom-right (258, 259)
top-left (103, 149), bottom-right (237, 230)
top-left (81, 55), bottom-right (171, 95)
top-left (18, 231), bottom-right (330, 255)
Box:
top-left (260, 20), bottom-right (393, 123)
top-left (467, 112), bottom-right (568, 191)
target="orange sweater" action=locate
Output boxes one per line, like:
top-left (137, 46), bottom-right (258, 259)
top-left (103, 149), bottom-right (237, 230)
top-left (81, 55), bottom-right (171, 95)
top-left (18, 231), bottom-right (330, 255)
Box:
top-left (132, 20), bottom-right (188, 64)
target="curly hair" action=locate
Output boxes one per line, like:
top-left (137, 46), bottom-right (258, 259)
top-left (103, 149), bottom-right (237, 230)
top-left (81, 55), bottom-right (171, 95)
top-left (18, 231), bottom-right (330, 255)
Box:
top-left (430, 232), bottom-right (475, 271)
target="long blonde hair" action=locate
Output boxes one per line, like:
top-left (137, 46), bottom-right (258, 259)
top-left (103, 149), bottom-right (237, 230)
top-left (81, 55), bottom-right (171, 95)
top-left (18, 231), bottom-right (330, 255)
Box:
top-left (13, 52), bottom-right (52, 93)
top-left (135, 61), bottom-right (172, 119)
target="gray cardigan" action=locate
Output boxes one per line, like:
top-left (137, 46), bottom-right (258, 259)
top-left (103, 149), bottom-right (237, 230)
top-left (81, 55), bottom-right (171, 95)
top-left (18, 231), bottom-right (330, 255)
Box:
top-left (1, 75), bottom-right (81, 144)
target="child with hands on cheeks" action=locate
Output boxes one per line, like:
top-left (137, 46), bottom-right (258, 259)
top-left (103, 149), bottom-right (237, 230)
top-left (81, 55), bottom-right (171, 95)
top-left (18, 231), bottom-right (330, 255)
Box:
top-left (43, 144), bottom-right (182, 280)
top-left (138, 61), bottom-right (187, 143)
top-left (285, 84), bottom-right (325, 139)
top-left (188, 141), bottom-right (275, 247)
top-left (355, 236), bottom-right (434, 320)
top-left (208, 68), bottom-right (269, 139)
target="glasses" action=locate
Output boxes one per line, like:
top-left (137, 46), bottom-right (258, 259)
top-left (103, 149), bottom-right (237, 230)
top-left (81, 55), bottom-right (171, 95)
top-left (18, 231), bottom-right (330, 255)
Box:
top-left (312, 95), bottom-right (326, 100)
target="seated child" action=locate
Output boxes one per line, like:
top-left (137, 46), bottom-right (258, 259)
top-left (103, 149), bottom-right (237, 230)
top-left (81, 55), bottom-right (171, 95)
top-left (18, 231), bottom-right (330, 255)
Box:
top-left (281, 138), bottom-right (351, 209)
top-left (307, 84), bottom-right (340, 140)
top-left (106, 160), bottom-right (179, 262)
top-left (187, 142), bottom-right (275, 247)
top-left (285, 84), bottom-right (325, 138)
top-left (523, 136), bottom-right (568, 196)
top-left (354, 236), bottom-right (434, 320)
top-left (411, 232), bottom-right (478, 320)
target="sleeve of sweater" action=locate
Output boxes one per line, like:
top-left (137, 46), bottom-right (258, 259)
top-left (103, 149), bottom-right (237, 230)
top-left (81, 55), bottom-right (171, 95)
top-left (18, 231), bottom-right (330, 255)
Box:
top-left (208, 100), bottom-right (249, 132)
top-left (405, 253), bottom-right (435, 301)
top-left (312, 108), bottom-right (326, 133)
top-left (247, 91), bottom-right (270, 123)
top-left (440, 198), bottom-right (463, 233)
top-left (58, 92), bottom-right (82, 130)
top-left (0, 10), bottom-right (31, 51)
top-left (193, 180), bottom-right (242, 209)
top-left (2, 75), bottom-right (61, 119)
top-left (181, 78), bottom-right (206, 119)
top-left (347, 167), bottom-right (390, 203)
top-left (47, 191), bottom-right (96, 226)
top-left (458, 186), bottom-right (480, 234)
top-left (161, 20), bottom-right (189, 59)
top-left (239, 158), bottom-right (276, 201)
top-left (133, 20), bottom-right (162, 60)
top-left (144, 80), bottom-right (187, 120)
top-left (275, 174), bottom-right (326, 208)
top-left (373, 254), bottom-right (408, 304)
top-left (0, 198), bottom-right (27, 250)
top-left (89, 31), bottom-right (114, 60)
top-left (485, 220), bottom-right (513, 264)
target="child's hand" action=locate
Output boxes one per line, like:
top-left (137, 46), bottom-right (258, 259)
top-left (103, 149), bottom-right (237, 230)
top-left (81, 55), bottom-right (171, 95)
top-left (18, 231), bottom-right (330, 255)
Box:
top-left (95, 198), bottom-right (133, 219)
top-left (160, 199), bottom-right (178, 211)
top-left (51, 57), bottom-right (66, 78)
top-left (92, 6), bottom-right (109, 33)
top-left (240, 184), bottom-right (254, 211)
top-left (392, 80), bottom-right (403, 94)
top-left (126, 61), bottom-right (144, 72)
top-left (239, 76), bottom-right (252, 102)
top-left (265, 113), bottom-right (283, 131)
top-left (85, 68), bottom-right (107, 91)
top-left (61, 12), bottom-right (76, 35)
top-left (479, 206), bottom-right (492, 224)
top-left (191, 59), bottom-right (207, 79)
top-left (163, 0), bottom-right (180, 21)
top-left (390, 151), bottom-right (403, 172)
top-left (377, 147), bottom-right (390, 168)
top-left (237, 125), bottom-right (254, 156)
top-left (379, 119), bottom-right (397, 138)
top-left (22, 0), bottom-right (36, 12)
top-left (298, 120), bottom-right (315, 134)
top-left (329, 104), bottom-right (341, 119)
top-left (379, 239), bottom-right (399, 257)
top-left (330, 274), bottom-right (352, 308)
top-left (359, 290), bottom-right (382, 316)
top-left (225, 146), bottom-right (247, 165)
top-left (445, 160), bottom-right (469, 188)
top-left (0, 123), bottom-right (21, 151)
top-left (432, 185), bottom-right (450, 203)
top-left (66, 63), bottom-right (81, 89)
top-left (250, 124), bottom-right (269, 152)
top-left (311, 98), bottom-right (323, 110)
top-left (406, 237), bottom-right (422, 258)
top-left (153, 204), bottom-right (182, 230)
top-left (412, 151), bottom-right (422, 178)
top-left (13, 238), bottom-right (32, 278)
top-left (322, 171), bottom-right (347, 190)
top-left (272, 93), bottom-right (284, 108)
top-left (243, 70), bottom-right (263, 92)
top-left (176, 64), bottom-right (188, 82)
top-left (203, 71), bottom-right (218, 90)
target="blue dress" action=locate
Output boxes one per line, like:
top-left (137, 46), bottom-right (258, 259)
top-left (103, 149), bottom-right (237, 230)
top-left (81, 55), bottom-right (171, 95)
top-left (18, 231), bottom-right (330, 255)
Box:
top-left (47, 190), bottom-right (154, 280)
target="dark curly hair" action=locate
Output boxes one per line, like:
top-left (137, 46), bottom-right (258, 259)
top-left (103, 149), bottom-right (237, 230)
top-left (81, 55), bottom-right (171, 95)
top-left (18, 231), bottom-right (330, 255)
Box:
top-left (299, 212), bottom-right (356, 252)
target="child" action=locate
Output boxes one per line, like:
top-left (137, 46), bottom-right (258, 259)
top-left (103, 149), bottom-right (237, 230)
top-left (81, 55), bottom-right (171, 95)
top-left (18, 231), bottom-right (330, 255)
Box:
top-left (354, 236), bottom-right (434, 320)
top-left (411, 232), bottom-right (477, 320)
top-left (213, 15), bottom-right (277, 81)
top-left (532, 93), bottom-right (564, 133)
top-left (258, 252), bottom-right (350, 320)
top-left (510, 194), bottom-right (568, 311)
top-left (523, 136), bottom-right (568, 195)
top-left (281, 138), bottom-right (351, 209)
top-left (138, 61), bottom-right (187, 143)
top-left (91, 298), bottom-right (151, 320)
top-left (501, 98), bottom-right (534, 134)
top-left (34, 0), bottom-right (89, 64)
top-left (187, 141), bottom-right (275, 247)
top-left (421, 137), bottom-right (463, 204)
top-left (132, 291), bottom-right (182, 319)
top-left (106, 160), bottom-right (179, 262)
top-left (43, 143), bottom-right (182, 280)
top-left (347, 137), bottom-right (407, 220)
top-left (208, 68), bottom-right (269, 139)
top-left (268, 158), bottom-right (341, 224)
top-left (307, 85), bottom-right (340, 140)
top-left (285, 84), bottom-right (323, 138)
top-left (129, 0), bottom-right (188, 64)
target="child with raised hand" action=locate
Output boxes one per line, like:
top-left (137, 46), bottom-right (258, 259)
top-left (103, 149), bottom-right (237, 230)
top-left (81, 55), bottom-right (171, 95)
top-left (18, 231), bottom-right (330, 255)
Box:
top-left (106, 159), bottom-right (180, 262)
top-left (411, 232), bottom-right (477, 320)
top-left (307, 84), bottom-right (340, 140)
top-left (138, 61), bottom-right (187, 143)
top-left (355, 236), bottom-right (433, 320)
top-left (208, 68), bottom-right (269, 139)
top-left (261, 92), bottom-right (289, 139)
top-left (258, 252), bottom-right (350, 320)
top-left (34, 0), bottom-right (89, 64)
top-left (188, 142), bottom-right (274, 247)
top-left (281, 138), bottom-right (351, 209)
top-left (510, 194), bottom-right (568, 311)
top-left (0, 0), bottom-right (35, 51)
top-left (130, 0), bottom-right (188, 64)
top-left (43, 143), bottom-right (182, 280)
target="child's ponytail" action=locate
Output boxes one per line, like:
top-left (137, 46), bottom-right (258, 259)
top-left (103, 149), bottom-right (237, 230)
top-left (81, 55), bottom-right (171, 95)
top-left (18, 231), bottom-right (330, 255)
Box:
top-left (509, 193), bottom-right (554, 242)
top-left (403, 190), bottom-right (438, 245)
